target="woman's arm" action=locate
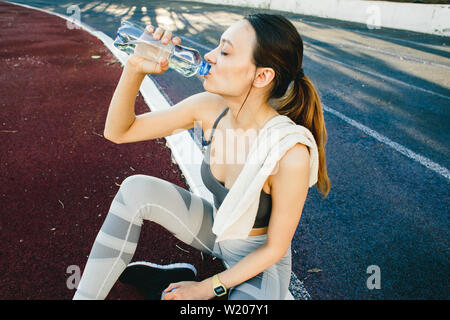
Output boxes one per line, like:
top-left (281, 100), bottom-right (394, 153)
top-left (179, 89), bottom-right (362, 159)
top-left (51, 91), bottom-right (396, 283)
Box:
top-left (103, 64), bottom-right (146, 141)
top-left (164, 142), bottom-right (311, 299)
top-left (213, 143), bottom-right (311, 292)
top-left (104, 26), bottom-right (180, 143)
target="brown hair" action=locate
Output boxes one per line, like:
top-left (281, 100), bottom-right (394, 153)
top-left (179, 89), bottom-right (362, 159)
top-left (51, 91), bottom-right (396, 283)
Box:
top-left (244, 13), bottom-right (331, 199)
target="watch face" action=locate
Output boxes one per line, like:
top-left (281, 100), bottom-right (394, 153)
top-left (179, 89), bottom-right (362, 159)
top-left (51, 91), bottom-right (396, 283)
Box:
top-left (214, 286), bottom-right (226, 295)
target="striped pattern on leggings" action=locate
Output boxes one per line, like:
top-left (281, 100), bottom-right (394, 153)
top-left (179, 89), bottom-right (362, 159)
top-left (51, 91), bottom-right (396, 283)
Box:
top-left (73, 174), bottom-right (291, 300)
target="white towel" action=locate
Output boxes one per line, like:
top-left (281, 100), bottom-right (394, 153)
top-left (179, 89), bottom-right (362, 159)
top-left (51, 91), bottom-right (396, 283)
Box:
top-left (212, 114), bottom-right (319, 242)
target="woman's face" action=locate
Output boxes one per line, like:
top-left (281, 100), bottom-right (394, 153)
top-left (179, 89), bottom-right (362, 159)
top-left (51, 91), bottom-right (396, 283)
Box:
top-left (203, 19), bottom-right (257, 97)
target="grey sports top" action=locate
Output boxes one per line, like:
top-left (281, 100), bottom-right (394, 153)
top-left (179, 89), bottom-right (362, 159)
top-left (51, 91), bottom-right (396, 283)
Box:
top-left (200, 106), bottom-right (272, 228)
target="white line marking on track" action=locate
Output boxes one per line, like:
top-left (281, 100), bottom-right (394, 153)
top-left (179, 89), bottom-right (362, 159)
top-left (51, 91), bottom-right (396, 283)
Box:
top-left (323, 104), bottom-right (450, 180)
top-left (289, 272), bottom-right (312, 300)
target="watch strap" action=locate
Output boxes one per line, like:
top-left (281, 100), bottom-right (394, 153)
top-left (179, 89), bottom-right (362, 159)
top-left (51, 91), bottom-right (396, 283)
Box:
top-left (212, 274), bottom-right (227, 297)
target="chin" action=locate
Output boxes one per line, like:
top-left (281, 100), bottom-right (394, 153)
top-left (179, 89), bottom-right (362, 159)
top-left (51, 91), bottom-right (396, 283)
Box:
top-left (202, 79), bottom-right (209, 91)
top-left (203, 79), bottom-right (218, 94)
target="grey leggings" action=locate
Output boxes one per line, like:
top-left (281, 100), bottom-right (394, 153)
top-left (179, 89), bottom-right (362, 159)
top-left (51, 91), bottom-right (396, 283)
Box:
top-left (73, 174), bottom-right (292, 300)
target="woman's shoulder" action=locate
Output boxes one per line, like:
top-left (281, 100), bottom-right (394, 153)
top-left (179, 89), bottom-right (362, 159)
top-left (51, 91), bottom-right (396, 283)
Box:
top-left (194, 91), bottom-right (228, 125)
top-left (268, 142), bottom-right (310, 190)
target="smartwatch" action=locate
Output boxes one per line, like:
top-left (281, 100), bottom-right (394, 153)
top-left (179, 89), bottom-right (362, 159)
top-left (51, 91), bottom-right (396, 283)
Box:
top-left (212, 274), bottom-right (227, 297)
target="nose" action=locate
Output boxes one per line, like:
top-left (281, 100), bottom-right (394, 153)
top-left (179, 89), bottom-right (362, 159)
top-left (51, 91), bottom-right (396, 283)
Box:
top-left (204, 49), bottom-right (216, 65)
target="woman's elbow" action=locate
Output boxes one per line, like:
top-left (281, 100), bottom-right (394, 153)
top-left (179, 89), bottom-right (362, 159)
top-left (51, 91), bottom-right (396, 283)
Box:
top-left (103, 131), bottom-right (123, 144)
top-left (266, 243), bottom-right (290, 263)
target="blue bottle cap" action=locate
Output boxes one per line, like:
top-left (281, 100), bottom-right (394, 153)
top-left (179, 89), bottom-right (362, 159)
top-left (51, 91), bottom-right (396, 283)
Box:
top-left (198, 61), bottom-right (211, 76)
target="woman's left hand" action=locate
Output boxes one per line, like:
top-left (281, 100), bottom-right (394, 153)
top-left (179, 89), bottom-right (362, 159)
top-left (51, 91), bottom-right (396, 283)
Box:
top-left (162, 280), bottom-right (215, 300)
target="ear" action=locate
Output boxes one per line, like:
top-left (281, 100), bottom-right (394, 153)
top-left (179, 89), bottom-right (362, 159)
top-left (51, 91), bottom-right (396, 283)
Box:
top-left (253, 67), bottom-right (275, 88)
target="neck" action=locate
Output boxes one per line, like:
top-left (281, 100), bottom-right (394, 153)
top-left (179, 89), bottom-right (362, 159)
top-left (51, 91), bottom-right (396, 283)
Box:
top-left (222, 89), bottom-right (278, 132)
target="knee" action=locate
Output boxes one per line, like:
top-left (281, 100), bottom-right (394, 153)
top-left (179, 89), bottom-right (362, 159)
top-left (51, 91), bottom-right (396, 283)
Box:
top-left (119, 174), bottom-right (156, 192)
top-left (116, 174), bottom-right (161, 206)
top-left (110, 174), bottom-right (157, 220)
top-left (121, 173), bottom-right (148, 185)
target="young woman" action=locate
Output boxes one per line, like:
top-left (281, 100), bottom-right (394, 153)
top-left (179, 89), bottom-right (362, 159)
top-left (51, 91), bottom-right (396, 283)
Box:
top-left (73, 13), bottom-right (330, 300)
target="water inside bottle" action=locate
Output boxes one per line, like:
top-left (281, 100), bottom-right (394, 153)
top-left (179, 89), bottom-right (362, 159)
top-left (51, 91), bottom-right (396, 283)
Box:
top-left (134, 43), bottom-right (203, 77)
top-left (132, 30), bottom-right (173, 63)
top-left (134, 43), bottom-right (172, 63)
top-left (170, 52), bottom-right (200, 77)
top-left (170, 44), bottom-right (204, 77)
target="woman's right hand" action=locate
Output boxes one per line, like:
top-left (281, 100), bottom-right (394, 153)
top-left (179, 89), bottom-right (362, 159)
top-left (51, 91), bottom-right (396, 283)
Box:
top-left (125, 25), bottom-right (181, 75)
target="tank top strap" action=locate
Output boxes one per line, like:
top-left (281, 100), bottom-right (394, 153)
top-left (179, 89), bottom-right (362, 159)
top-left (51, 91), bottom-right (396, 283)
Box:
top-left (205, 106), bottom-right (229, 145)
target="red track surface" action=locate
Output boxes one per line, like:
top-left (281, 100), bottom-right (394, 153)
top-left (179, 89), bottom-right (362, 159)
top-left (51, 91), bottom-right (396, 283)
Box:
top-left (0, 1), bottom-right (224, 300)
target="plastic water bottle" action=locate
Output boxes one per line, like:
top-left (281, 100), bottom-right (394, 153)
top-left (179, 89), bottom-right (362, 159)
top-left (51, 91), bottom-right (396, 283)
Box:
top-left (113, 20), bottom-right (211, 77)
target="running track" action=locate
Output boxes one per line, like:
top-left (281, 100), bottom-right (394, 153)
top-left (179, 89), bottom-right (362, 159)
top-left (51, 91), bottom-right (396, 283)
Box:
top-left (1, 0), bottom-right (449, 299)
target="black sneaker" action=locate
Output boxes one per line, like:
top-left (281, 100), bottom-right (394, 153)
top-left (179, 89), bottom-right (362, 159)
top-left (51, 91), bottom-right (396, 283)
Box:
top-left (118, 261), bottom-right (197, 300)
